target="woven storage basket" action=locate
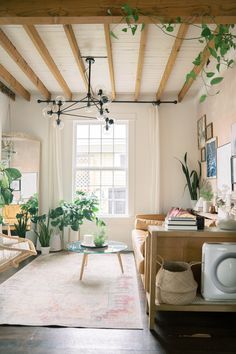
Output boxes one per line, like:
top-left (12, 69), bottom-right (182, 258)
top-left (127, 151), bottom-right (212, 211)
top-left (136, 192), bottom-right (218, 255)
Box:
top-left (155, 256), bottom-right (198, 305)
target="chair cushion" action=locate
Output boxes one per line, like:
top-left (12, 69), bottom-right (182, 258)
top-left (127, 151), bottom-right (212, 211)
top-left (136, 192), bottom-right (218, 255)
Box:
top-left (135, 218), bottom-right (164, 231)
top-left (132, 229), bottom-right (148, 274)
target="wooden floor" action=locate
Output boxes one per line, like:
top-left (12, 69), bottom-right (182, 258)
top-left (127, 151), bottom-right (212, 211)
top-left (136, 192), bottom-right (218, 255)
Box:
top-left (0, 255), bottom-right (236, 354)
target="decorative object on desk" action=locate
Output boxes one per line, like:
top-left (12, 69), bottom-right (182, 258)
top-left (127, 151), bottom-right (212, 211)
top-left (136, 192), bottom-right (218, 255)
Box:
top-left (165, 208), bottom-right (197, 230)
top-left (197, 115), bottom-right (206, 149)
top-left (177, 152), bottom-right (201, 203)
top-left (196, 215), bottom-right (205, 230)
top-left (94, 227), bottom-right (107, 247)
top-left (195, 197), bottom-right (204, 211)
top-left (206, 137), bottom-right (217, 178)
top-left (82, 234), bottom-right (94, 246)
top-left (200, 179), bottom-right (213, 212)
top-left (201, 147), bottom-right (206, 162)
top-left (218, 218), bottom-right (236, 230)
top-left (156, 256), bottom-right (198, 305)
top-left (206, 122), bottom-right (213, 141)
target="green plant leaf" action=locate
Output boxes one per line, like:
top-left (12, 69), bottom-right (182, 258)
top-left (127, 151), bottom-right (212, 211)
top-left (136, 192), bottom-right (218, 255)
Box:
top-left (122, 28), bottom-right (128, 32)
top-left (201, 26), bottom-right (211, 37)
top-left (206, 72), bottom-right (215, 78)
top-left (210, 77), bottom-right (223, 85)
top-left (208, 46), bottom-right (218, 59)
top-left (199, 94), bottom-right (207, 103)
top-left (122, 4), bottom-right (133, 16)
top-left (166, 25), bottom-right (174, 32)
top-left (141, 23), bottom-right (145, 31)
top-left (110, 31), bottom-right (118, 39)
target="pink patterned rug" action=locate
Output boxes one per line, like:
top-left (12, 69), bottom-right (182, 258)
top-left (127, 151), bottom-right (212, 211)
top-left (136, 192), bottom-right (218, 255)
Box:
top-left (0, 252), bottom-right (142, 329)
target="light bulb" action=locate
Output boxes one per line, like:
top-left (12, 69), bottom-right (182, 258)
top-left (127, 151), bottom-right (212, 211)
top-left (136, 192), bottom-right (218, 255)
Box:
top-left (96, 112), bottom-right (105, 121)
top-left (101, 93), bottom-right (112, 105)
top-left (84, 104), bottom-right (95, 114)
top-left (42, 105), bottom-right (52, 118)
top-left (94, 85), bottom-right (107, 97)
top-left (55, 95), bottom-right (65, 106)
top-left (51, 104), bottom-right (59, 113)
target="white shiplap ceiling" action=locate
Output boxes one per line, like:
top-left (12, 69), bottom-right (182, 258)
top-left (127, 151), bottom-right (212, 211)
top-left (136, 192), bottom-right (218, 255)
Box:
top-left (0, 23), bottom-right (214, 101)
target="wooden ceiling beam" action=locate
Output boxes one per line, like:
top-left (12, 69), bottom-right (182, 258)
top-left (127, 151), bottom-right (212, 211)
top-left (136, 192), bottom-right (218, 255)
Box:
top-left (23, 25), bottom-right (72, 99)
top-left (0, 1), bottom-right (236, 24)
top-left (104, 24), bottom-right (115, 100)
top-left (178, 27), bottom-right (218, 102)
top-left (156, 23), bottom-right (189, 100)
top-left (0, 28), bottom-right (51, 100)
top-left (0, 80), bottom-right (15, 100)
top-left (63, 24), bottom-right (88, 91)
top-left (134, 25), bottom-right (148, 101)
top-left (0, 64), bottom-right (30, 101)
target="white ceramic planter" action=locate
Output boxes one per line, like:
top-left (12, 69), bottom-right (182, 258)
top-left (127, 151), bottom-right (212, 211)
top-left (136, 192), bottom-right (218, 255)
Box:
top-left (25, 230), bottom-right (37, 245)
top-left (203, 201), bottom-right (211, 213)
top-left (40, 246), bottom-right (50, 255)
top-left (50, 232), bottom-right (62, 251)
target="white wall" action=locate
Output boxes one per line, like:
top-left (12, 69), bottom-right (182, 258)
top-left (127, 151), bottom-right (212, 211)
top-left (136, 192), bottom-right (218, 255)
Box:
top-left (159, 97), bottom-right (198, 212)
top-left (1, 95), bottom-right (197, 247)
top-left (0, 92), bottom-right (10, 155)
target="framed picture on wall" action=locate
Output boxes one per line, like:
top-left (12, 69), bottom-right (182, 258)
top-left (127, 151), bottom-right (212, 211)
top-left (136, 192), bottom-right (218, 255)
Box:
top-left (201, 147), bottom-right (206, 162)
top-left (231, 122), bottom-right (236, 155)
top-left (206, 123), bottom-right (213, 141)
top-left (197, 115), bottom-right (206, 149)
top-left (10, 179), bottom-right (21, 191)
top-left (206, 137), bottom-right (217, 178)
top-left (231, 155), bottom-right (236, 190)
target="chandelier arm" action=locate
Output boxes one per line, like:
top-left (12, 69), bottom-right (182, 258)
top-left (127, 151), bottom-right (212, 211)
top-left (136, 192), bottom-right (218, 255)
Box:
top-left (61, 113), bottom-right (98, 119)
top-left (62, 104), bottom-right (93, 113)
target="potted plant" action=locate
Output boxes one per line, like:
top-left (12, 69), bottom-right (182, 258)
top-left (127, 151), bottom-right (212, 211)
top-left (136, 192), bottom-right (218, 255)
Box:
top-left (50, 190), bottom-right (105, 247)
top-left (200, 179), bottom-right (214, 212)
top-left (93, 226), bottom-right (107, 247)
top-left (21, 194), bottom-right (39, 244)
top-left (35, 214), bottom-right (53, 255)
top-left (177, 153), bottom-right (202, 207)
top-left (14, 211), bottom-right (29, 237)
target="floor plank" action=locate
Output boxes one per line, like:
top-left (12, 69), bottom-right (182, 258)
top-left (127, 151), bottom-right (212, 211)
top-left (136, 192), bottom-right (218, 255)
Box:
top-left (0, 254), bottom-right (235, 354)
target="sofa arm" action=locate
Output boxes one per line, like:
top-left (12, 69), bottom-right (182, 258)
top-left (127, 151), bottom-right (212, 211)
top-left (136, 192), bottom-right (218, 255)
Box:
top-left (135, 214), bottom-right (165, 231)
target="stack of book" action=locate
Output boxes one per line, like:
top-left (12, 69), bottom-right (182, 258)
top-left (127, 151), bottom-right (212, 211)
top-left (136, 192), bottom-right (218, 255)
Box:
top-left (165, 207), bottom-right (198, 230)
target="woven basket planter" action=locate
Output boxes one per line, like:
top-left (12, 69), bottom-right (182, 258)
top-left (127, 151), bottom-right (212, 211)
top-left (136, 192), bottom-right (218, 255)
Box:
top-left (155, 256), bottom-right (198, 305)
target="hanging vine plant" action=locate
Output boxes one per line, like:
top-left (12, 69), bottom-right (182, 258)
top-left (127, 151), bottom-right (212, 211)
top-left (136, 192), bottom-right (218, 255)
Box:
top-left (108, 4), bottom-right (236, 103)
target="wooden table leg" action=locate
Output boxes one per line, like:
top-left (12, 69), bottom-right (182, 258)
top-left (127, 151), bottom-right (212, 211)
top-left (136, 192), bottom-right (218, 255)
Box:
top-left (80, 254), bottom-right (88, 280)
top-left (117, 252), bottom-right (124, 273)
top-left (85, 254), bottom-right (88, 266)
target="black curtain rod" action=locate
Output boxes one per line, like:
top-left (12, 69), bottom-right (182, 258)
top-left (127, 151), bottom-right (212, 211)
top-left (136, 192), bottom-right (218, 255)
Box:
top-left (112, 100), bottom-right (177, 105)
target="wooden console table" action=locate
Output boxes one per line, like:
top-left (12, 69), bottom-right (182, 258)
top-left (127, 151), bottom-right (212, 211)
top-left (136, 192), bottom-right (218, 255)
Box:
top-left (146, 225), bottom-right (236, 330)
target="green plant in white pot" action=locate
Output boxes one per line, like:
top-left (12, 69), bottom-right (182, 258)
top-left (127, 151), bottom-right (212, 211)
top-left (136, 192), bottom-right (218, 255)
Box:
top-left (177, 153), bottom-right (202, 207)
top-left (35, 214), bottom-right (52, 255)
top-left (200, 179), bottom-right (214, 212)
top-left (93, 226), bottom-right (107, 247)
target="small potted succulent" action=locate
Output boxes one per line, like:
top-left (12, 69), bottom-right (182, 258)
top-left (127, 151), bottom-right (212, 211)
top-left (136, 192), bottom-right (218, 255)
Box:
top-left (93, 227), bottom-right (107, 247)
top-left (200, 179), bottom-right (214, 213)
top-left (35, 214), bottom-right (52, 255)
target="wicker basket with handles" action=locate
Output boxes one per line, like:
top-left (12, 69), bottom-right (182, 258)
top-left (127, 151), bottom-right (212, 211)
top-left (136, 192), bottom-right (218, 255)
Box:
top-left (155, 255), bottom-right (199, 305)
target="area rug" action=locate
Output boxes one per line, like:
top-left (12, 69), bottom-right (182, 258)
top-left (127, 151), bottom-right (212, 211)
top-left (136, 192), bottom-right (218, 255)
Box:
top-left (0, 252), bottom-right (143, 329)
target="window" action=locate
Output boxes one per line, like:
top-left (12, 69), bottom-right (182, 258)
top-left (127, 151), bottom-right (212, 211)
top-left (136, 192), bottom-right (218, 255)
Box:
top-left (74, 122), bottom-right (128, 216)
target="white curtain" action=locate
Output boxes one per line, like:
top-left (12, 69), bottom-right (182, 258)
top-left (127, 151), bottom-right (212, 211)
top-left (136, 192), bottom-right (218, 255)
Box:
top-left (48, 121), bottom-right (63, 208)
top-left (148, 105), bottom-right (161, 213)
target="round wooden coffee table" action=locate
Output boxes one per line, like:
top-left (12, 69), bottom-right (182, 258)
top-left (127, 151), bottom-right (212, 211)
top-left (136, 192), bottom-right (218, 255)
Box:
top-left (67, 240), bottom-right (128, 280)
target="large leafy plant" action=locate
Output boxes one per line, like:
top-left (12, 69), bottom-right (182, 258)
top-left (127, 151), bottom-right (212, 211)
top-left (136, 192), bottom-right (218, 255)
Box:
top-left (50, 191), bottom-right (105, 232)
top-left (177, 153), bottom-right (202, 201)
top-left (14, 211), bottom-right (29, 237)
top-left (21, 193), bottom-right (39, 223)
top-left (0, 163), bottom-right (21, 207)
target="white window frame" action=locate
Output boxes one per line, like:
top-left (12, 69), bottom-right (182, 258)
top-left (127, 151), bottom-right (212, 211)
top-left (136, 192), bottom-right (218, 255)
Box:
top-left (72, 120), bottom-right (129, 217)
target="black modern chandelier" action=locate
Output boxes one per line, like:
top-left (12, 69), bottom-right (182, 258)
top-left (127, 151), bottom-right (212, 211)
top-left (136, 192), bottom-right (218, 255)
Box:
top-left (38, 56), bottom-right (114, 131)
top-left (38, 56), bottom-right (178, 130)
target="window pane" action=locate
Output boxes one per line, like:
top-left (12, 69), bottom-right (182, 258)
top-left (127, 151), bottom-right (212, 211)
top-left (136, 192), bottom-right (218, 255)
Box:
top-left (114, 139), bottom-right (126, 153)
top-left (89, 171), bottom-right (100, 185)
top-left (101, 171), bottom-right (113, 186)
top-left (75, 170), bottom-right (89, 189)
top-left (113, 188), bottom-right (126, 199)
top-left (77, 140), bottom-right (89, 153)
top-left (90, 139), bottom-right (101, 153)
top-left (114, 124), bottom-right (126, 139)
top-left (102, 139), bottom-right (113, 153)
top-left (100, 199), bottom-right (109, 214)
top-left (77, 125), bottom-right (89, 138)
top-left (114, 171), bottom-right (126, 186)
top-left (114, 153), bottom-right (126, 168)
top-left (113, 200), bottom-right (126, 214)
top-left (102, 153), bottom-right (113, 167)
top-left (88, 186), bottom-right (100, 200)
top-left (76, 153), bottom-right (89, 167)
top-left (89, 153), bottom-right (101, 167)
top-left (90, 125), bottom-right (101, 138)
